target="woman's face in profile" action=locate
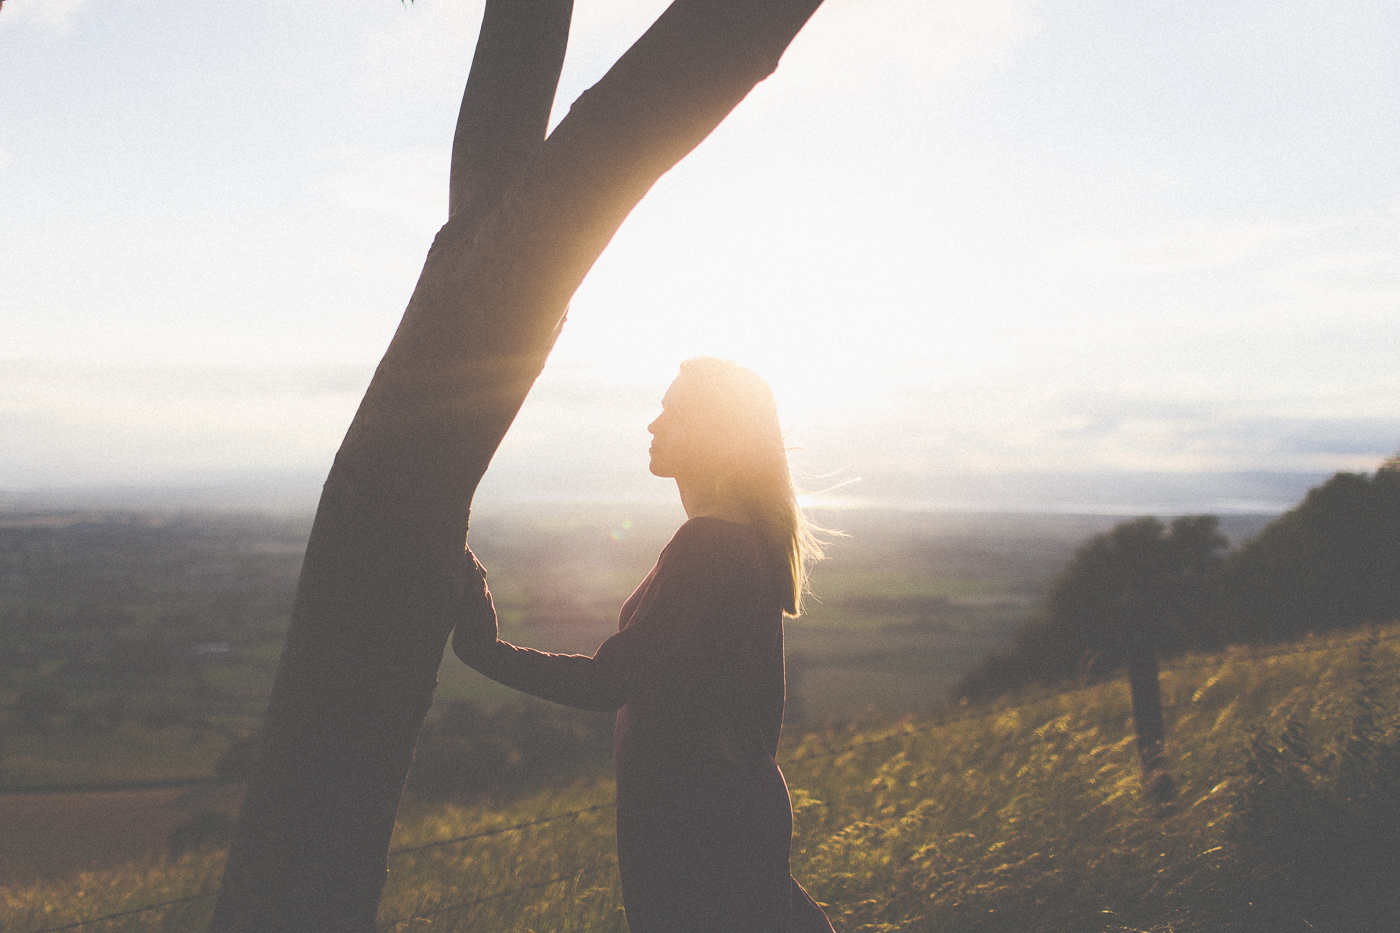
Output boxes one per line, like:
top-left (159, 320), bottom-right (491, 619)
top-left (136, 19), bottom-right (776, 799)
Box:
top-left (647, 376), bottom-right (723, 482)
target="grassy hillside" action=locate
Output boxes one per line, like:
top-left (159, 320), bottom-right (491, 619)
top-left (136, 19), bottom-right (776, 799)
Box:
top-left (5, 623), bottom-right (1397, 933)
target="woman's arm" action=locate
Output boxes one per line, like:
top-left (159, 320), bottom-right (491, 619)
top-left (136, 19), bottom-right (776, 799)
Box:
top-left (450, 546), bottom-right (628, 712)
top-left (450, 522), bottom-right (764, 712)
top-left (465, 640), bottom-right (629, 712)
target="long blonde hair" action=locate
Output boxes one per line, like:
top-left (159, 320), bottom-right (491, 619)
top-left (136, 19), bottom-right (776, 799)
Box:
top-left (674, 357), bottom-right (824, 616)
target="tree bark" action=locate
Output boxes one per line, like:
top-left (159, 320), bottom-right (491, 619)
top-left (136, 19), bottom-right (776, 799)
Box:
top-left (211, 1), bottom-right (823, 931)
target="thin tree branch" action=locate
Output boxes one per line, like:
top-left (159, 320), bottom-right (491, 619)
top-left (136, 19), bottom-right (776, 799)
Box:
top-left (449, 0), bottom-right (573, 227)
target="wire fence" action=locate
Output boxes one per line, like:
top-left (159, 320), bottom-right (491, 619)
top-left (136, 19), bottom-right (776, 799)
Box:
top-left (377, 860), bottom-right (617, 929)
top-left (18, 626), bottom-right (1398, 933)
top-left (387, 801), bottom-right (616, 859)
top-left (22, 894), bottom-right (216, 933)
top-left (18, 802), bottom-right (621, 933)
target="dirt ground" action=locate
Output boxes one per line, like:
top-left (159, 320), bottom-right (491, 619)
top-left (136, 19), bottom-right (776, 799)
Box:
top-left (0, 783), bottom-right (243, 889)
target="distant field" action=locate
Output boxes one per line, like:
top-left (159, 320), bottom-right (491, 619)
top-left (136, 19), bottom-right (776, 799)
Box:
top-left (1, 505), bottom-right (1276, 790)
top-left (0, 505), bottom-right (1282, 891)
top-left (0, 511), bottom-right (307, 788)
top-left (460, 507), bottom-right (1282, 721)
top-left (0, 783), bottom-right (242, 888)
top-left (1, 723), bottom-right (230, 789)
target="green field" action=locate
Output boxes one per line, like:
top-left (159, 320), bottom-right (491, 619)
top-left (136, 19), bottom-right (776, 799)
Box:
top-left (0, 512), bottom-right (307, 788)
top-left (1, 507), bottom-right (1277, 789)
top-left (5, 622), bottom-right (1395, 932)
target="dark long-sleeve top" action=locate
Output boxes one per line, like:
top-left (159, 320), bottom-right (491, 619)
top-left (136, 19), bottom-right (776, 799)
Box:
top-left (455, 517), bottom-right (834, 933)
top-left (462, 517), bottom-right (784, 762)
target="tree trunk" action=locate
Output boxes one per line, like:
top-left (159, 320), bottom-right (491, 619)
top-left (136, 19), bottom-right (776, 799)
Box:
top-left (211, 1), bottom-right (823, 930)
top-left (1126, 641), bottom-right (1174, 802)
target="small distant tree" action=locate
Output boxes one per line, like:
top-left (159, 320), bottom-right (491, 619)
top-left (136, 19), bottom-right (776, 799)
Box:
top-left (1221, 456), bottom-right (1400, 641)
top-left (1045, 516), bottom-right (1227, 673)
top-left (956, 515), bottom-right (1227, 797)
top-left (958, 516), bottom-right (1228, 699)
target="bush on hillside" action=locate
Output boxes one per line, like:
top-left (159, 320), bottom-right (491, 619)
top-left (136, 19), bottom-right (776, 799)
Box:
top-left (1221, 456), bottom-right (1400, 641)
top-left (1233, 633), bottom-right (1400, 924)
top-left (954, 515), bottom-right (1227, 702)
top-left (958, 457), bottom-right (1400, 703)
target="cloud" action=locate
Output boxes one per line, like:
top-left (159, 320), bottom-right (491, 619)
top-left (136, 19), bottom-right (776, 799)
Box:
top-left (0, 359), bottom-right (373, 404)
top-left (1059, 222), bottom-right (1313, 277)
top-left (353, 0), bottom-right (485, 102)
top-left (0, 360), bottom-right (371, 485)
top-left (781, 0), bottom-right (1041, 89)
top-left (1272, 423), bottom-right (1400, 459)
top-left (1056, 208), bottom-right (1400, 306)
top-left (2, 355), bottom-right (1393, 507)
top-left (325, 148), bottom-right (449, 229)
top-left (799, 375), bottom-right (1400, 480)
top-left (0, 0), bottom-right (89, 36)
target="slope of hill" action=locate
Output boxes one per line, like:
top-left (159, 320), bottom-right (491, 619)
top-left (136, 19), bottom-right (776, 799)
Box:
top-left (4, 623), bottom-right (1397, 933)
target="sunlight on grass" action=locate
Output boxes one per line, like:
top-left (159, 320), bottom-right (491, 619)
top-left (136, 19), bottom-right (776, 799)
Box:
top-left (4, 623), bottom-right (1397, 932)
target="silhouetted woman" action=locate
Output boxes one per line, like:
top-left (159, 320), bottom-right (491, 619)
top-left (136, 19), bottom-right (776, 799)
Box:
top-left (451, 357), bottom-right (835, 933)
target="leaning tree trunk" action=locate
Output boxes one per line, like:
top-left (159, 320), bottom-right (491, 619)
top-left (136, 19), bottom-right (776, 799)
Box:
top-left (211, 1), bottom-right (824, 930)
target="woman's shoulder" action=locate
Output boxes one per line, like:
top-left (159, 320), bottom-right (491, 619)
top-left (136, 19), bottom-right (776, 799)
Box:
top-left (670, 516), bottom-right (764, 551)
top-left (660, 517), bottom-right (768, 581)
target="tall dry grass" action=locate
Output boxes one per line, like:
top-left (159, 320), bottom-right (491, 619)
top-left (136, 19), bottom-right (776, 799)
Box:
top-left (4, 623), bottom-right (1397, 933)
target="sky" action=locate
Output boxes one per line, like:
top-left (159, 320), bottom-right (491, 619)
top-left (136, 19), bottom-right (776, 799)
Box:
top-left (2, 0), bottom-right (1398, 512)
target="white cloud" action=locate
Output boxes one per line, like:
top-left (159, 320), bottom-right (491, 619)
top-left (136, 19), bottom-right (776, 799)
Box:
top-left (2, 353), bottom-right (1394, 504)
top-left (0, 0), bottom-right (89, 36)
top-left (344, 0), bottom-right (1041, 115)
top-left (1059, 222), bottom-right (1312, 277)
top-left (0, 359), bottom-right (370, 485)
top-left (353, 0), bottom-right (484, 102)
top-left (325, 148), bottom-right (450, 229)
top-left (782, 0), bottom-right (1041, 89)
top-left (1057, 205), bottom-right (1400, 293)
top-left (805, 375), bottom-right (1400, 479)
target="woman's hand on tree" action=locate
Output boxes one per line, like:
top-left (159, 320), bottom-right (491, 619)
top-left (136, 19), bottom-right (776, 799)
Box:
top-left (451, 545), bottom-right (498, 661)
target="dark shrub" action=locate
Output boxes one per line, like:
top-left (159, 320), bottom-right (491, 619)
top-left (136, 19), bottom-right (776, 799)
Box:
top-left (1222, 458), bottom-right (1400, 640)
top-left (1233, 635), bottom-right (1400, 924)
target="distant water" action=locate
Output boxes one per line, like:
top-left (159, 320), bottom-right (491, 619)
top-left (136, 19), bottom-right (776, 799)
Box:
top-left (803, 494), bottom-right (1299, 517)
top-left (801, 471), bottom-right (1332, 517)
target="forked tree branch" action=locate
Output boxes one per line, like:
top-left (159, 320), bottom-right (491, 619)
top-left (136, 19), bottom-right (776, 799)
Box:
top-left (449, 0), bottom-right (573, 227)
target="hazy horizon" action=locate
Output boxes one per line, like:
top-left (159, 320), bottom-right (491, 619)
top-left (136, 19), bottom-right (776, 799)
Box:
top-left (0, 467), bottom-right (1336, 519)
